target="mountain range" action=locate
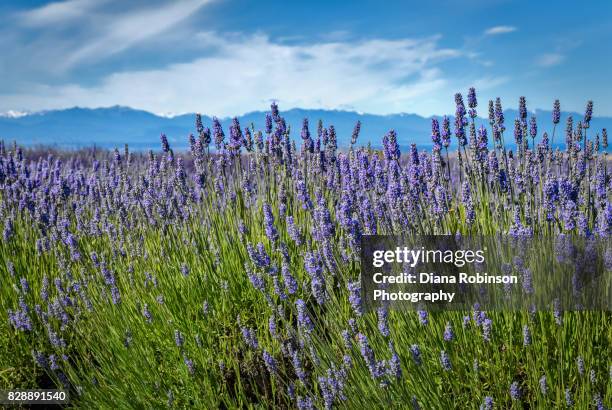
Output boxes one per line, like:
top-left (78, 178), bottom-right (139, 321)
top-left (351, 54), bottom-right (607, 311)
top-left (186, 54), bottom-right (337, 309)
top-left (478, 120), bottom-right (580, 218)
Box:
top-left (0, 106), bottom-right (609, 151)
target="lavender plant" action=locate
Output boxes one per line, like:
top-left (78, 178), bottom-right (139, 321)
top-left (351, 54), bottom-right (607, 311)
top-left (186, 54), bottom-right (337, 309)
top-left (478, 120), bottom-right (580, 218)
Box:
top-left (0, 90), bottom-right (610, 408)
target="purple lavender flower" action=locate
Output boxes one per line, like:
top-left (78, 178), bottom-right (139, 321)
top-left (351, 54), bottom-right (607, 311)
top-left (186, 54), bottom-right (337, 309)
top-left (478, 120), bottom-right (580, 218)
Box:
top-left (440, 350), bottom-right (452, 371)
top-left (454, 93), bottom-right (468, 146)
top-left (246, 242), bottom-right (270, 268)
top-left (539, 375), bottom-right (547, 395)
top-left (480, 396), bottom-right (493, 410)
top-left (431, 118), bottom-right (442, 149)
top-left (40, 276), bottom-right (49, 301)
top-left (290, 350), bottom-right (308, 385)
top-left (314, 199), bottom-right (334, 241)
top-left (32, 350), bottom-right (47, 368)
top-left (286, 383), bottom-right (295, 401)
top-left (514, 119), bottom-right (523, 147)
top-left (387, 342), bottom-right (402, 379)
top-left (8, 297), bottom-right (32, 332)
top-left (383, 130), bottom-right (401, 161)
top-left (318, 376), bottom-right (334, 408)
top-left (20, 277), bottom-right (29, 293)
top-left (377, 305), bottom-right (389, 337)
top-left (348, 318), bottom-right (357, 334)
top-left (410, 344), bottom-right (422, 366)
top-left (343, 355), bottom-right (352, 370)
top-left (180, 263), bottom-right (189, 277)
top-left (297, 396), bottom-right (313, 410)
top-left (3, 219), bottom-right (14, 242)
top-left (271, 313), bottom-right (284, 339)
top-left (418, 310), bottom-right (428, 325)
top-left (441, 116), bottom-right (451, 148)
top-left (110, 285), bottom-right (121, 305)
top-left (433, 185), bottom-right (448, 216)
top-left (351, 121), bottom-right (361, 145)
top-left (183, 353), bottom-right (195, 375)
top-left (160, 133), bottom-right (170, 152)
top-left (229, 117), bottom-right (243, 150)
top-left (245, 264), bottom-right (266, 293)
top-left (241, 326), bottom-right (258, 349)
top-left (543, 174), bottom-right (559, 221)
top-left (142, 303), bottom-right (152, 323)
top-left (264, 113), bottom-right (273, 135)
top-left (262, 203), bottom-right (278, 242)
top-left (476, 125), bottom-right (488, 161)
top-left (286, 216), bottom-right (303, 245)
top-left (304, 251), bottom-right (326, 305)
top-left (594, 392), bottom-right (604, 410)
top-left (510, 381), bottom-right (521, 400)
top-left (326, 125), bottom-right (338, 164)
top-left (462, 181), bottom-right (475, 225)
top-left (523, 325), bottom-right (531, 346)
top-left (49, 354), bottom-right (59, 371)
top-left (341, 330), bottom-right (352, 350)
top-left (296, 299), bottom-right (314, 334)
top-left (357, 333), bottom-right (380, 378)
top-left (519, 96), bottom-right (527, 121)
top-left (482, 318), bottom-right (492, 342)
top-left (300, 117), bottom-right (310, 141)
top-left (212, 117), bottom-right (225, 149)
top-left (529, 115), bottom-right (537, 140)
top-left (522, 268), bottom-right (534, 294)
top-left (495, 98), bottom-right (505, 132)
top-left (565, 116), bottom-right (574, 152)
top-left (597, 203), bottom-right (612, 237)
top-left (175, 330), bottom-right (184, 347)
top-left (443, 322), bottom-right (454, 341)
top-left (553, 99), bottom-right (561, 124)
top-left (262, 350), bottom-right (277, 375)
top-left (347, 281), bottom-right (362, 317)
top-left (488, 100), bottom-right (495, 125)
top-left (577, 356), bottom-right (585, 375)
top-left (195, 113), bottom-right (204, 135)
top-left (467, 87), bottom-right (478, 118)
top-left (6, 262), bottom-right (15, 277)
top-left (46, 325), bottom-right (65, 348)
top-left (565, 388), bottom-right (573, 407)
top-left (584, 100), bottom-right (593, 127)
top-left (281, 262), bottom-right (298, 294)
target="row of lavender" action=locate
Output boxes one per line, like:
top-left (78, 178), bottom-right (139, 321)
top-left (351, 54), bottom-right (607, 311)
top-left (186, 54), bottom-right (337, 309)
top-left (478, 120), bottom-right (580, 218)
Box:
top-left (1, 89), bottom-right (610, 408)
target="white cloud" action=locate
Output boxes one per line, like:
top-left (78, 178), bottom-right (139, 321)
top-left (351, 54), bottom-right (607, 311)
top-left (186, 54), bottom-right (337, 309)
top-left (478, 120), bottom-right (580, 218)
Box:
top-left (472, 76), bottom-right (510, 89)
top-left (536, 53), bottom-right (564, 67)
top-left (484, 26), bottom-right (517, 36)
top-left (61, 0), bottom-right (210, 69)
top-left (0, 32), bottom-right (464, 116)
top-left (0, 110), bottom-right (30, 118)
top-left (12, 0), bottom-right (211, 72)
top-left (18, 0), bottom-right (106, 26)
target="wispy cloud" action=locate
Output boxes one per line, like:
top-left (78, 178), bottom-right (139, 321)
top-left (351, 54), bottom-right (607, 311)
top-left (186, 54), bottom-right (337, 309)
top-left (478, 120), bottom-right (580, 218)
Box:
top-left (18, 0), bottom-right (106, 26)
top-left (62, 0), bottom-right (210, 69)
top-left (536, 53), bottom-right (564, 67)
top-left (472, 76), bottom-right (510, 90)
top-left (11, 0), bottom-right (211, 73)
top-left (484, 25), bottom-right (517, 36)
top-left (0, 32), bottom-right (464, 116)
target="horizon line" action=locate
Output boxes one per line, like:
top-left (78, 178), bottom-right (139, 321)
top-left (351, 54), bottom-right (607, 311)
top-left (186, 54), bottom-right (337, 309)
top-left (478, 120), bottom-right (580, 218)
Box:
top-left (0, 104), bottom-right (608, 121)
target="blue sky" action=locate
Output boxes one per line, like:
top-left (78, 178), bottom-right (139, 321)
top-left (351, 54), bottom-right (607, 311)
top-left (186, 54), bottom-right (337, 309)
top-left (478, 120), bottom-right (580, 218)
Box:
top-left (0, 0), bottom-right (611, 117)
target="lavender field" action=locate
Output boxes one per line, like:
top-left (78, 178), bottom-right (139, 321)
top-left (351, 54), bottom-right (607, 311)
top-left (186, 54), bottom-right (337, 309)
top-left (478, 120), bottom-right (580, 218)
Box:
top-left (1, 90), bottom-right (611, 408)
